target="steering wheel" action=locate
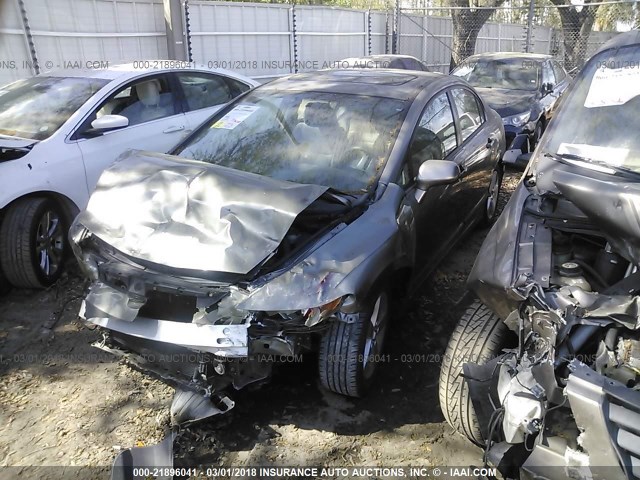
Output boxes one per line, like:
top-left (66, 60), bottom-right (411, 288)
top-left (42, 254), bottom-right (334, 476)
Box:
top-left (339, 146), bottom-right (376, 172)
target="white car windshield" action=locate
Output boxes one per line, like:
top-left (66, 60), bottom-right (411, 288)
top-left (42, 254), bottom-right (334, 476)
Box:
top-left (452, 58), bottom-right (540, 91)
top-left (173, 90), bottom-right (409, 193)
top-left (0, 76), bottom-right (108, 141)
top-left (539, 45), bottom-right (640, 173)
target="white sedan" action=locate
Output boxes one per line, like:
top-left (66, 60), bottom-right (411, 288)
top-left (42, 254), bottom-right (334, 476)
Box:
top-left (0, 63), bottom-right (258, 290)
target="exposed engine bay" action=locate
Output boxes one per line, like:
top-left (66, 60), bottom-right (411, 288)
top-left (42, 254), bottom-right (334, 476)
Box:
top-left (466, 157), bottom-right (640, 480)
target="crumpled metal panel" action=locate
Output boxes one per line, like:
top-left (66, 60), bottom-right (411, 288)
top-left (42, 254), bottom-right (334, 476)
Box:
top-left (74, 150), bottom-right (328, 275)
top-left (553, 168), bottom-right (640, 267)
top-left (238, 183), bottom-right (405, 311)
top-left (583, 295), bottom-right (640, 330)
top-left (467, 181), bottom-right (531, 319)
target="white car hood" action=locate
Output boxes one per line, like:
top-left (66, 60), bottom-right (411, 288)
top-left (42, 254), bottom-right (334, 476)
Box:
top-left (0, 136), bottom-right (37, 149)
top-left (76, 150), bottom-right (328, 275)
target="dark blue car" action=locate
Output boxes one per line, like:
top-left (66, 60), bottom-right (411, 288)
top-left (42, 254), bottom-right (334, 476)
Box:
top-left (452, 52), bottom-right (570, 164)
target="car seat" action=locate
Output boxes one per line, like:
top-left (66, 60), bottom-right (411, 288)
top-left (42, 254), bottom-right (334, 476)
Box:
top-left (120, 80), bottom-right (173, 125)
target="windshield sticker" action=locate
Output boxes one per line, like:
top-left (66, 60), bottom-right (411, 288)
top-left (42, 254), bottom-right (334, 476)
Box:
top-left (212, 105), bottom-right (259, 130)
top-left (584, 66), bottom-right (640, 108)
top-left (558, 143), bottom-right (629, 166)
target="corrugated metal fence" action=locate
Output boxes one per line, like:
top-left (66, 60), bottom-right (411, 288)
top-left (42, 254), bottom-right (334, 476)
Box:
top-left (0, 0), bottom-right (623, 86)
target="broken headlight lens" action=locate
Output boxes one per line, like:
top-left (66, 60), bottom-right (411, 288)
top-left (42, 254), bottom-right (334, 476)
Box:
top-left (68, 221), bottom-right (99, 281)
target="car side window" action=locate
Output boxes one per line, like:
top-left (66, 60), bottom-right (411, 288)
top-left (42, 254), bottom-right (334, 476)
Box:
top-left (542, 61), bottom-right (556, 87)
top-left (407, 92), bottom-right (457, 179)
top-left (552, 61), bottom-right (566, 82)
top-left (451, 88), bottom-right (483, 143)
top-left (93, 75), bottom-right (177, 127)
top-left (177, 73), bottom-right (250, 111)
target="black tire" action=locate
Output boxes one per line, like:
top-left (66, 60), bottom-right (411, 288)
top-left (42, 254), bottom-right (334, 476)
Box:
top-left (319, 288), bottom-right (390, 398)
top-left (480, 163), bottom-right (503, 226)
top-left (0, 267), bottom-right (10, 295)
top-left (438, 300), bottom-right (511, 446)
top-left (0, 197), bottom-right (67, 288)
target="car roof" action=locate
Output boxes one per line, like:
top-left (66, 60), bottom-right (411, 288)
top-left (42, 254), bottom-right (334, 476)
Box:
top-left (345, 54), bottom-right (423, 62)
top-left (38, 62), bottom-right (258, 85)
top-left (261, 68), bottom-right (452, 100)
top-left (465, 52), bottom-right (552, 62)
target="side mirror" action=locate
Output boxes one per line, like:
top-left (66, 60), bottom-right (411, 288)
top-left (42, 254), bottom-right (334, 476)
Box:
top-left (89, 114), bottom-right (129, 133)
top-left (415, 160), bottom-right (460, 202)
top-left (542, 83), bottom-right (554, 94)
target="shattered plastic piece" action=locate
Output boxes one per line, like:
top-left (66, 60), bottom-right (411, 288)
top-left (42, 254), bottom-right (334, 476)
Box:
top-left (170, 388), bottom-right (235, 426)
top-left (111, 431), bottom-right (176, 480)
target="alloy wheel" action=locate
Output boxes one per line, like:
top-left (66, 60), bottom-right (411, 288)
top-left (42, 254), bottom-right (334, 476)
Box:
top-left (35, 210), bottom-right (64, 277)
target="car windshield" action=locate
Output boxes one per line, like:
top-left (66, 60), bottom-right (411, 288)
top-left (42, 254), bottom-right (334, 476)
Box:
top-left (452, 58), bottom-right (540, 91)
top-left (0, 76), bottom-right (108, 141)
top-left (539, 44), bottom-right (640, 174)
top-left (173, 89), bottom-right (409, 193)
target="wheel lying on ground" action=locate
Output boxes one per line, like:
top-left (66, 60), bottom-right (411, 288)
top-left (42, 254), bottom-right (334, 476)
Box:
top-left (319, 287), bottom-right (390, 398)
top-left (438, 300), bottom-right (512, 446)
top-left (0, 197), bottom-right (67, 288)
top-left (480, 163), bottom-right (504, 226)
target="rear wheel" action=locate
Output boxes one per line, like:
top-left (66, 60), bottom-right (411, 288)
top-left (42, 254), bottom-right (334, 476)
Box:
top-left (319, 288), bottom-right (390, 398)
top-left (438, 300), bottom-right (512, 445)
top-left (0, 267), bottom-right (10, 295)
top-left (480, 163), bottom-right (503, 226)
top-left (0, 197), bottom-right (67, 288)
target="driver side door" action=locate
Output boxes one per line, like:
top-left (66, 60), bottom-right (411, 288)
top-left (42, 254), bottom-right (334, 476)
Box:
top-left (71, 73), bottom-right (190, 194)
top-left (400, 90), bottom-right (460, 279)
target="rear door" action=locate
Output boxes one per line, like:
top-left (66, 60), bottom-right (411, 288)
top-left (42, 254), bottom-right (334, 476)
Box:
top-left (175, 72), bottom-right (252, 131)
top-left (551, 60), bottom-right (570, 101)
top-left (73, 73), bottom-right (189, 193)
top-left (448, 86), bottom-right (495, 218)
top-left (541, 60), bottom-right (559, 120)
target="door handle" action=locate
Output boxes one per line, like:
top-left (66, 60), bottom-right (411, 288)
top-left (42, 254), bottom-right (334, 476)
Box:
top-left (163, 125), bottom-right (185, 134)
top-left (486, 137), bottom-right (495, 149)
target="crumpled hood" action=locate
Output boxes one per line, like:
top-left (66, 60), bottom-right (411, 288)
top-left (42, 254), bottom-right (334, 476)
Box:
top-left (475, 87), bottom-right (537, 117)
top-left (75, 150), bottom-right (328, 275)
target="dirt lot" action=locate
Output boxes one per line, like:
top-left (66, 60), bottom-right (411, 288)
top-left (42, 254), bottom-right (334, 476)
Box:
top-left (0, 172), bottom-right (520, 480)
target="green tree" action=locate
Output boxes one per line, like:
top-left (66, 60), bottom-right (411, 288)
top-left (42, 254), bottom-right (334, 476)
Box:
top-left (548, 0), bottom-right (600, 71)
top-left (448, 0), bottom-right (507, 70)
top-left (594, 1), bottom-right (637, 31)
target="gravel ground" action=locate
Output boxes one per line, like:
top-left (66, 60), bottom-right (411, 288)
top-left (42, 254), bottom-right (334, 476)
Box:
top-left (0, 171), bottom-right (520, 480)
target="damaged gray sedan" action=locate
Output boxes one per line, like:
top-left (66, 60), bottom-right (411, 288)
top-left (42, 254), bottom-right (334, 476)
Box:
top-left (440, 31), bottom-right (640, 479)
top-left (71, 68), bottom-right (504, 406)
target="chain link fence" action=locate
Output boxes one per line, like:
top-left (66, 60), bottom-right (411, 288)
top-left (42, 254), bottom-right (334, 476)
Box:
top-left (395, 1), bottom-right (636, 73)
top-left (0, 0), bottom-right (636, 85)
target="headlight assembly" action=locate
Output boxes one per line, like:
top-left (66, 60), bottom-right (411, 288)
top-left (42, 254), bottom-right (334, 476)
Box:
top-left (503, 111), bottom-right (531, 127)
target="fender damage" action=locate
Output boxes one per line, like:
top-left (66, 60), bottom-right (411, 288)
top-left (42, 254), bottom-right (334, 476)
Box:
top-left (463, 152), bottom-right (640, 479)
top-left (71, 150), bottom-right (406, 397)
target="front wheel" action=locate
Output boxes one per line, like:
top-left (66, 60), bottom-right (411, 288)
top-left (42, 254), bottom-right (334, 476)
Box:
top-left (0, 267), bottom-right (10, 295)
top-left (0, 197), bottom-right (67, 288)
top-left (480, 163), bottom-right (503, 226)
top-left (318, 288), bottom-right (390, 398)
top-left (438, 300), bottom-right (512, 445)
